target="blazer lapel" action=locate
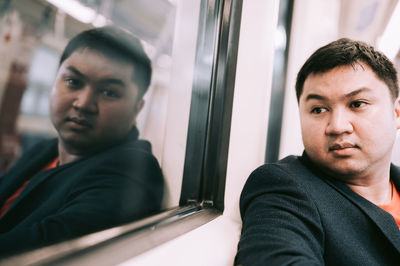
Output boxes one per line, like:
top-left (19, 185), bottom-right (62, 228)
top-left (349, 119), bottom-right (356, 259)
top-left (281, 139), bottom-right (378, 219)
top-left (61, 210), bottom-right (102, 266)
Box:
top-left (4, 166), bottom-right (60, 217)
top-left (322, 166), bottom-right (400, 254)
top-left (300, 153), bottom-right (400, 254)
top-left (0, 139), bottom-right (58, 217)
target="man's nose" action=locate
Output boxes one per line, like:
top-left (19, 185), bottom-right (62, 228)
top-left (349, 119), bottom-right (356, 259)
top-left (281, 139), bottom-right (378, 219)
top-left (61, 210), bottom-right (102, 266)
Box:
top-left (325, 109), bottom-right (353, 135)
top-left (72, 87), bottom-right (98, 114)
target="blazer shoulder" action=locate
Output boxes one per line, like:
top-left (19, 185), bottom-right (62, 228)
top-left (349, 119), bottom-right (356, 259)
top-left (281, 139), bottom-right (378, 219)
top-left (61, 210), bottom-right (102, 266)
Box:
top-left (244, 155), bottom-right (306, 188)
top-left (69, 137), bottom-right (164, 193)
top-left (240, 155), bottom-right (312, 213)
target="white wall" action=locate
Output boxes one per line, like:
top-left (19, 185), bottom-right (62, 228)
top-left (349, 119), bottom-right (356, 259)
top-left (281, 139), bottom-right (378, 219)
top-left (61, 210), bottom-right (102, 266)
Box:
top-left (224, 0), bottom-right (279, 224)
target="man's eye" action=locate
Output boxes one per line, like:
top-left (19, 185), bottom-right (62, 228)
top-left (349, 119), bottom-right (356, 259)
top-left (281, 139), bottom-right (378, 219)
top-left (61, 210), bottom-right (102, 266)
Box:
top-left (64, 78), bottom-right (82, 88)
top-left (350, 101), bottom-right (366, 108)
top-left (101, 89), bottom-right (119, 98)
top-left (311, 107), bottom-right (328, 114)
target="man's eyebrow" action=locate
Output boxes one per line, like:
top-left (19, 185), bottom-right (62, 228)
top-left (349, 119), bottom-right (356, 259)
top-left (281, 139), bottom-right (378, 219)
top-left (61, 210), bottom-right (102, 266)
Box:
top-left (305, 94), bottom-right (327, 101)
top-left (344, 87), bottom-right (372, 98)
top-left (65, 66), bottom-right (126, 87)
top-left (65, 66), bottom-right (85, 78)
top-left (304, 87), bottom-right (373, 102)
top-left (99, 78), bottom-right (126, 87)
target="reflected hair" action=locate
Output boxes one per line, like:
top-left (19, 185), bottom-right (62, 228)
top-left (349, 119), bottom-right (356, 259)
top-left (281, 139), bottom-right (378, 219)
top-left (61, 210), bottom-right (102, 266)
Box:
top-left (59, 26), bottom-right (152, 102)
top-left (295, 38), bottom-right (399, 102)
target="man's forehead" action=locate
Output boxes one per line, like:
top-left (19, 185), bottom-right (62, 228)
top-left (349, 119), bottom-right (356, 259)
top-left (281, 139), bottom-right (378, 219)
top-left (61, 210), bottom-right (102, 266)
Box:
top-left (62, 50), bottom-right (134, 77)
top-left (72, 48), bottom-right (133, 66)
top-left (300, 64), bottom-right (390, 102)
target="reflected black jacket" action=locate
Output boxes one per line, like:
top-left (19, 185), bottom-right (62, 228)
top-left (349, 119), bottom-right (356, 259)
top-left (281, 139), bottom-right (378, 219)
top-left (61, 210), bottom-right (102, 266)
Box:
top-left (236, 152), bottom-right (400, 265)
top-left (0, 127), bottom-right (164, 256)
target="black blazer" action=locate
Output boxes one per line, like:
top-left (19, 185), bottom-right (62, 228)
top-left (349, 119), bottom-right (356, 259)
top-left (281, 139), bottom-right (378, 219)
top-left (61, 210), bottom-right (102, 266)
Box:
top-left (0, 127), bottom-right (164, 256)
top-left (236, 153), bottom-right (400, 265)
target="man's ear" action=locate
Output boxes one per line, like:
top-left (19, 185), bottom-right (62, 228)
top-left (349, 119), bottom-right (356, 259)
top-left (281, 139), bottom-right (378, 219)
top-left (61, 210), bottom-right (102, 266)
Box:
top-left (395, 98), bottom-right (400, 129)
top-left (132, 99), bottom-right (145, 126)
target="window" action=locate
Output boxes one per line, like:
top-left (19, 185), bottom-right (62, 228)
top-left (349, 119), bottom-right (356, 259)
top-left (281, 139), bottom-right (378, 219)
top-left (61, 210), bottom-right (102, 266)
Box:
top-left (0, 0), bottom-right (242, 264)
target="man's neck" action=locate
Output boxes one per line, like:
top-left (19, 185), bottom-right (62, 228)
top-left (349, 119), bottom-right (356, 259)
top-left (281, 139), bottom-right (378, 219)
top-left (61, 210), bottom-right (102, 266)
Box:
top-left (347, 177), bottom-right (392, 205)
top-left (305, 153), bottom-right (394, 206)
top-left (342, 164), bottom-right (392, 206)
top-left (57, 142), bottom-right (85, 165)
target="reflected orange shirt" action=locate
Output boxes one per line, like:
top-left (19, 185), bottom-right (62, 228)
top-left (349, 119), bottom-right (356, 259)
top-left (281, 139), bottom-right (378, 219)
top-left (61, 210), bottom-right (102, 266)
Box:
top-left (0, 157), bottom-right (59, 218)
top-left (378, 182), bottom-right (400, 230)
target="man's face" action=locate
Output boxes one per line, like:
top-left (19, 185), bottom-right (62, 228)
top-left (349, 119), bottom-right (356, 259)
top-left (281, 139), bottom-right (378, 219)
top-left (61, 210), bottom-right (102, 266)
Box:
top-left (299, 62), bottom-right (400, 180)
top-left (50, 49), bottom-right (143, 155)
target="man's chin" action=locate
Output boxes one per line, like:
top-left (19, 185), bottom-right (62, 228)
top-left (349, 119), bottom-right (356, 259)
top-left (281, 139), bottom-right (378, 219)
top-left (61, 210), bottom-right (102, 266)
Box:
top-left (59, 134), bottom-right (125, 156)
top-left (321, 162), bottom-right (367, 180)
top-left (59, 135), bottom-right (100, 155)
top-left (307, 155), bottom-right (362, 177)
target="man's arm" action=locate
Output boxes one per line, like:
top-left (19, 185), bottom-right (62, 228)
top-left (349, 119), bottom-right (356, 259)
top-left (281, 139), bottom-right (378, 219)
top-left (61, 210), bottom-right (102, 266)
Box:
top-left (235, 164), bottom-right (325, 266)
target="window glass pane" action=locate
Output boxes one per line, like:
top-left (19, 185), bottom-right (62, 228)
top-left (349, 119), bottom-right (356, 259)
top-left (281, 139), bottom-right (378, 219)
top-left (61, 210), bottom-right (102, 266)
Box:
top-left (0, 0), bottom-right (201, 256)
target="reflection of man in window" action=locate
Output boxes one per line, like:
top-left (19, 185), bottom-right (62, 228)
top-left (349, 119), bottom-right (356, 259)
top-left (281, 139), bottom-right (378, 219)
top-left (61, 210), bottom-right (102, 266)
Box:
top-left (0, 27), bottom-right (164, 256)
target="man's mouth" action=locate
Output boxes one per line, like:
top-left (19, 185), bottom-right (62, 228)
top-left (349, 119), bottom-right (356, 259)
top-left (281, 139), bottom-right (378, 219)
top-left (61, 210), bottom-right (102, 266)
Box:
top-left (329, 142), bottom-right (359, 153)
top-left (67, 117), bottom-right (93, 128)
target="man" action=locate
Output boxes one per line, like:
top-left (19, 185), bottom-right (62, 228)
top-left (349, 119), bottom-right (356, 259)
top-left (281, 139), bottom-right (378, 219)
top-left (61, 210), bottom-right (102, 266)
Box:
top-left (0, 26), bottom-right (164, 256)
top-left (235, 38), bottom-right (400, 265)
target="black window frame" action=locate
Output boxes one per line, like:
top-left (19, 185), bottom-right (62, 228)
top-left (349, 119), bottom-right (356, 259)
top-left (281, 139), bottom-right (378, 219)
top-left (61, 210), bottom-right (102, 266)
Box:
top-left (265, 0), bottom-right (294, 163)
top-left (0, 0), bottom-right (243, 264)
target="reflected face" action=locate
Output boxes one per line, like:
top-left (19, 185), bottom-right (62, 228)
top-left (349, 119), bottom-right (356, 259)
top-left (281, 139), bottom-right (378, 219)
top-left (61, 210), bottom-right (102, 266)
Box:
top-left (299, 63), bottom-right (400, 179)
top-left (50, 49), bottom-right (143, 155)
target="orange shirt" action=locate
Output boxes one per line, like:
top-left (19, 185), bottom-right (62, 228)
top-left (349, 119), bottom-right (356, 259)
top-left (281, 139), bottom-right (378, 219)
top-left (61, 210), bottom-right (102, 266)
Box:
top-left (378, 182), bottom-right (400, 230)
top-left (0, 157), bottom-right (59, 218)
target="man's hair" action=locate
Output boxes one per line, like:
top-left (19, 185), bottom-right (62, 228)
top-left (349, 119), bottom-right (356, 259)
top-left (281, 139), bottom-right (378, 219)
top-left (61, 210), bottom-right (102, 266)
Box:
top-left (295, 38), bottom-right (399, 101)
top-left (60, 26), bottom-right (152, 102)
